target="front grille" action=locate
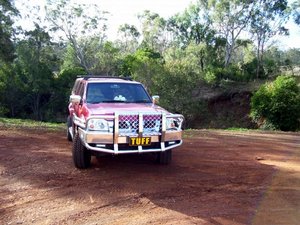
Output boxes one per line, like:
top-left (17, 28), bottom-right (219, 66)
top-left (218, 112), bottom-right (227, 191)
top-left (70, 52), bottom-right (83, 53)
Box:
top-left (118, 113), bottom-right (162, 136)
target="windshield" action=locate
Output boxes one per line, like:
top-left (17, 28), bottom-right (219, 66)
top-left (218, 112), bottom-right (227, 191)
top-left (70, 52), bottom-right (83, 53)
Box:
top-left (86, 82), bottom-right (152, 104)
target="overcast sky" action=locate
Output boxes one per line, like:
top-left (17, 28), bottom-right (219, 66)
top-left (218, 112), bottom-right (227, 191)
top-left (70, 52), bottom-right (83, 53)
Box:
top-left (86, 0), bottom-right (198, 40)
top-left (14, 0), bottom-right (300, 49)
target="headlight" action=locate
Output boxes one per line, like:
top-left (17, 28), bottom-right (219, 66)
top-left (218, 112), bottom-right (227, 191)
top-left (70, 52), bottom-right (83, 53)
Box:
top-left (166, 118), bottom-right (183, 130)
top-left (88, 119), bottom-right (109, 131)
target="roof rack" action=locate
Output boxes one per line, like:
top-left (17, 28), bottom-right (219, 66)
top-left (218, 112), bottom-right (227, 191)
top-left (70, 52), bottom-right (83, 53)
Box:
top-left (77, 75), bottom-right (133, 81)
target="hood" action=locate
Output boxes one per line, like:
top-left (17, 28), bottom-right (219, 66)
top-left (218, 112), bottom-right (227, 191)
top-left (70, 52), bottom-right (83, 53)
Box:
top-left (86, 103), bottom-right (170, 116)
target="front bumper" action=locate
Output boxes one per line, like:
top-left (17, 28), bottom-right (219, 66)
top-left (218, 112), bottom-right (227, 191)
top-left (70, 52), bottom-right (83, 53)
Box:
top-left (74, 112), bottom-right (184, 154)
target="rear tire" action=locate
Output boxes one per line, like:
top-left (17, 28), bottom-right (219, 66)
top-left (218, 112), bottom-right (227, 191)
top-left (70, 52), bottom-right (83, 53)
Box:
top-left (157, 149), bottom-right (172, 165)
top-left (67, 116), bottom-right (72, 142)
top-left (72, 133), bottom-right (91, 169)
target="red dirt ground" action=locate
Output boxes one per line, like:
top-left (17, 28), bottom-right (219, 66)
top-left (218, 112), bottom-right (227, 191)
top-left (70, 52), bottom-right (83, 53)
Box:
top-left (1, 126), bottom-right (300, 224)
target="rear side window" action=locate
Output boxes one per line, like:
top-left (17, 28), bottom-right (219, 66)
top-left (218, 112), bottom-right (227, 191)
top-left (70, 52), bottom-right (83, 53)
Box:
top-left (72, 79), bottom-right (81, 94)
top-left (79, 83), bottom-right (85, 98)
top-left (75, 82), bottom-right (85, 96)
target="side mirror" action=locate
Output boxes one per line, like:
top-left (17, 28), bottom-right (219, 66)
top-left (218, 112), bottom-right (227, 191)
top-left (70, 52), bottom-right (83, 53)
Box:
top-left (69, 95), bottom-right (81, 104)
top-left (152, 95), bottom-right (160, 104)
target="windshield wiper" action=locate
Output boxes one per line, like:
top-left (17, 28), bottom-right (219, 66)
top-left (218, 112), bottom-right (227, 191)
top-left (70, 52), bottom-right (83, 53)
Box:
top-left (132, 100), bottom-right (152, 103)
top-left (101, 100), bottom-right (126, 103)
top-left (90, 100), bottom-right (151, 103)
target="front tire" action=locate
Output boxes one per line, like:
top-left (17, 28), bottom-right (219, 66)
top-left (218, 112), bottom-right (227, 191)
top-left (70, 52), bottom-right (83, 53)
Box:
top-left (157, 149), bottom-right (172, 165)
top-left (72, 133), bottom-right (91, 169)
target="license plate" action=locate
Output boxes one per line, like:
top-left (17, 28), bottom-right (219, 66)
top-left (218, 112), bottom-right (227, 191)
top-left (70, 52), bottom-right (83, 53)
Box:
top-left (129, 137), bottom-right (151, 146)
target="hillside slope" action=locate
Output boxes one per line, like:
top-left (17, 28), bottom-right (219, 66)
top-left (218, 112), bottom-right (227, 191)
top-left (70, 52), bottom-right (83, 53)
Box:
top-left (193, 80), bottom-right (268, 129)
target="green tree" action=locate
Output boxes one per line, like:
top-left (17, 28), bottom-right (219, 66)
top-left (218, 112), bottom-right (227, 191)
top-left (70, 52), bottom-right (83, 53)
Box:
top-left (93, 41), bottom-right (120, 75)
top-left (282, 48), bottom-right (300, 66)
top-left (263, 46), bottom-right (283, 76)
top-left (45, 0), bottom-right (108, 74)
top-left (292, 0), bottom-right (300, 25)
top-left (117, 24), bottom-right (140, 55)
top-left (276, 48), bottom-right (300, 75)
top-left (14, 23), bottom-right (55, 120)
top-left (250, 0), bottom-right (290, 78)
top-left (0, 0), bottom-right (19, 63)
top-left (48, 67), bottom-right (86, 121)
top-left (151, 60), bottom-right (204, 128)
top-left (167, 3), bottom-right (217, 71)
top-left (168, 3), bottom-right (214, 46)
top-left (250, 75), bottom-right (300, 131)
top-left (0, 63), bottom-right (24, 117)
top-left (119, 54), bottom-right (136, 77)
top-left (138, 10), bottom-right (168, 54)
top-left (61, 35), bottom-right (106, 74)
top-left (131, 47), bottom-right (163, 89)
top-left (199, 0), bottom-right (254, 68)
top-left (164, 41), bottom-right (215, 76)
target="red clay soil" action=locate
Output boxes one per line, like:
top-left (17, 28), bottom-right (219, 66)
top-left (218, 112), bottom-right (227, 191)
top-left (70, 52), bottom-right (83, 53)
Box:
top-left (0, 126), bottom-right (300, 225)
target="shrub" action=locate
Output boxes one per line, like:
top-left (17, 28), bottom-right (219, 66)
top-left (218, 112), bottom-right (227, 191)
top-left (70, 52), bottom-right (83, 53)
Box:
top-left (204, 63), bottom-right (258, 86)
top-left (151, 61), bottom-right (204, 128)
top-left (264, 57), bottom-right (280, 76)
top-left (250, 75), bottom-right (300, 131)
top-left (204, 70), bottom-right (218, 86)
top-left (46, 67), bottom-right (86, 121)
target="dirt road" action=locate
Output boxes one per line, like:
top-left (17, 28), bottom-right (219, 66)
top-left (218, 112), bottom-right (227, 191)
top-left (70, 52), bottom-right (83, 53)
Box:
top-left (1, 126), bottom-right (300, 224)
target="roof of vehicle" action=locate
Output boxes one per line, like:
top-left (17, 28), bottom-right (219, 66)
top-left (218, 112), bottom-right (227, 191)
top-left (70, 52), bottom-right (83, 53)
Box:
top-left (74, 76), bottom-right (144, 85)
top-left (77, 75), bottom-right (134, 82)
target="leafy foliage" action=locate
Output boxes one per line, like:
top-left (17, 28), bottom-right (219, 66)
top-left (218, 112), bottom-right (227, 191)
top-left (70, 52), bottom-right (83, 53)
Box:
top-left (131, 47), bottom-right (163, 90)
top-left (138, 10), bottom-right (168, 54)
top-left (0, 63), bottom-right (24, 117)
top-left (0, 0), bottom-right (19, 63)
top-left (45, 0), bottom-right (108, 74)
top-left (168, 3), bottom-right (214, 47)
top-left (93, 41), bottom-right (120, 75)
top-left (0, 0), bottom-right (300, 130)
top-left (250, 75), bottom-right (300, 131)
top-left (204, 60), bottom-right (261, 86)
top-left (292, 0), bottom-right (300, 25)
top-left (250, 0), bottom-right (290, 78)
top-left (117, 24), bottom-right (140, 54)
top-left (151, 61), bottom-right (206, 128)
top-left (199, 0), bottom-right (256, 68)
top-left (47, 68), bottom-right (86, 121)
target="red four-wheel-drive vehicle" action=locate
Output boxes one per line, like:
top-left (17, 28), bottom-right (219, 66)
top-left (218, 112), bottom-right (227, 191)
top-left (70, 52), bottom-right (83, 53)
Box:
top-left (67, 76), bottom-right (184, 168)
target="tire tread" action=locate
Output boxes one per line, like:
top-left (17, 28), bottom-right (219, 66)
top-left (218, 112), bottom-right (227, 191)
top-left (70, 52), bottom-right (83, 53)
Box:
top-left (72, 133), bottom-right (91, 168)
